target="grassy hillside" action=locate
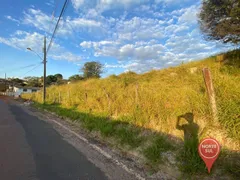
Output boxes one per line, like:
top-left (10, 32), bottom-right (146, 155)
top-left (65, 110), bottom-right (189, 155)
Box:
top-left (22, 49), bottom-right (240, 177)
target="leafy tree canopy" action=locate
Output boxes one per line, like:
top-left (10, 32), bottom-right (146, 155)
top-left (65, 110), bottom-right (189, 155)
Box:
top-left (24, 76), bottom-right (42, 87)
top-left (81, 61), bottom-right (103, 79)
top-left (68, 74), bottom-right (84, 82)
top-left (199, 0), bottom-right (240, 44)
top-left (11, 78), bottom-right (24, 84)
top-left (54, 74), bottom-right (63, 80)
top-left (46, 75), bottom-right (57, 85)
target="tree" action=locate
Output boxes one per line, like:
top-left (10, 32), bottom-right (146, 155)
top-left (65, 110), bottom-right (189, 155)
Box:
top-left (68, 74), bottom-right (84, 82)
top-left (24, 76), bottom-right (42, 87)
top-left (28, 79), bottom-right (41, 87)
top-left (54, 73), bottom-right (64, 85)
top-left (46, 75), bottom-right (57, 85)
top-left (54, 74), bottom-right (63, 80)
top-left (81, 61), bottom-right (103, 79)
top-left (199, 0), bottom-right (240, 44)
top-left (11, 78), bottom-right (25, 86)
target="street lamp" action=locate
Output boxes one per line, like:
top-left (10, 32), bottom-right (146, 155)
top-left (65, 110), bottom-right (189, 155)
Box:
top-left (26, 47), bottom-right (44, 62)
top-left (26, 36), bottom-right (47, 103)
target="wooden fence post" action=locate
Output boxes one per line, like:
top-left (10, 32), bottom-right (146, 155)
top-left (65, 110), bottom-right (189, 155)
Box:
top-left (202, 68), bottom-right (218, 122)
top-left (67, 90), bottom-right (70, 100)
top-left (53, 93), bottom-right (56, 104)
top-left (103, 88), bottom-right (111, 113)
top-left (135, 83), bottom-right (139, 105)
top-left (67, 90), bottom-right (71, 105)
top-left (85, 92), bottom-right (88, 102)
top-left (58, 91), bottom-right (61, 103)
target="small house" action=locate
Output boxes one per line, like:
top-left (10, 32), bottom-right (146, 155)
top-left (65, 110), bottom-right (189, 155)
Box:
top-left (8, 86), bottom-right (40, 97)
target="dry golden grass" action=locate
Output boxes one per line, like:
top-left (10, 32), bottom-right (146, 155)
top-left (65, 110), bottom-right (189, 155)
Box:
top-left (22, 50), bottom-right (240, 177)
top-left (23, 50), bottom-right (240, 151)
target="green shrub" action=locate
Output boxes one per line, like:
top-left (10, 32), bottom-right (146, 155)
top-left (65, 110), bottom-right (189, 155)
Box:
top-left (144, 135), bottom-right (175, 165)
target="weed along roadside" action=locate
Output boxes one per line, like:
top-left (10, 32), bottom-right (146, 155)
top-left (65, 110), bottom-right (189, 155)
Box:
top-left (22, 50), bottom-right (240, 179)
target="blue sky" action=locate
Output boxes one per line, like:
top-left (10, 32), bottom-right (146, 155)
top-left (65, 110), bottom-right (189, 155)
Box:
top-left (0, 0), bottom-right (234, 79)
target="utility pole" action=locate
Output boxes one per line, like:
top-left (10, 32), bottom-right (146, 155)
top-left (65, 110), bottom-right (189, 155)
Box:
top-left (4, 73), bottom-right (7, 92)
top-left (43, 36), bottom-right (47, 103)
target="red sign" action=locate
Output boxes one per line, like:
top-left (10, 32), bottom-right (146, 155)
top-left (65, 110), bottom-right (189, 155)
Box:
top-left (198, 138), bottom-right (220, 173)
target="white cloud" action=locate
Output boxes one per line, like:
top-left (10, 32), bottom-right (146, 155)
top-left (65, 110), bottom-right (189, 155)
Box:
top-left (80, 40), bottom-right (117, 49)
top-left (155, 0), bottom-right (192, 5)
top-left (98, 0), bottom-right (146, 7)
top-left (0, 31), bottom-right (44, 51)
top-left (23, 8), bottom-right (102, 36)
top-left (165, 24), bottom-right (189, 34)
top-left (0, 31), bottom-right (81, 62)
top-left (115, 17), bottom-right (166, 41)
top-left (71, 0), bottom-right (148, 12)
top-left (50, 52), bottom-right (82, 62)
top-left (23, 9), bottom-right (53, 32)
top-left (71, 0), bottom-right (85, 10)
top-left (73, 0), bottom-right (235, 73)
top-left (5, 15), bottom-right (20, 23)
top-left (81, 40), bottom-right (165, 62)
top-left (5, 1), bottom-right (233, 74)
top-left (80, 41), bottom-right (92, 48)
top-left (71, 18), bottom-right (100, 27)
top-left (45, 1), bottom-right (54, 7)
top-left (178, 5), bottom-right (199, 24)
top-left (104, 63), bottom-right (125, 68)
top-left (79, 19), bottom-right (233, 73)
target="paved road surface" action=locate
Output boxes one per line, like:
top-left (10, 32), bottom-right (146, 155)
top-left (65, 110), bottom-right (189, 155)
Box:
top-left (0, 98), bottom-right (108, 180)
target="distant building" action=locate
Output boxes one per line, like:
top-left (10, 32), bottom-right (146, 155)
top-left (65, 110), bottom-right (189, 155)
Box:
top-left (0, 84), bottom-right (7, 92)
top-left (7, 85), bottom-right (40, 97)
top-left (0, 78), bottom-right (8, 92)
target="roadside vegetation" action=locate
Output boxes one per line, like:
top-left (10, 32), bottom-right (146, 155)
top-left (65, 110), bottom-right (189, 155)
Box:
top-left (22, 49), bottom-right (240, 178)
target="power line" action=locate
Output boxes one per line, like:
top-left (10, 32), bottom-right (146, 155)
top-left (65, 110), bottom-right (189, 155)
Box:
top-left (66, 16), bottom-right (87, 44)
top-left (47, 0), bottom-right (69, 54)
top-left (56, 1), bottom-right (84, 51)
top-left (0, 63), bottom-right (41, 74)
top-left (20, 63), bottom-right (42, 78)
top-left (42, 0), bottom-right (68, 104)
top-left (53, 0), bottom-right (60, 20)
top-left (48, 0), bottom-right (60, 35)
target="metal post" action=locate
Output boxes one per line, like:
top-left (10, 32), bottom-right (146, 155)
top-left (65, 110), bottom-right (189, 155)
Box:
top-left (43, 36), bottom-right (47, 103)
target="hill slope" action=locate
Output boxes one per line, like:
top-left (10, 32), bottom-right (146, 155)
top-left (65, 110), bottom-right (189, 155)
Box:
top-left (24, 50), bottom-right (240, 141)
top-left (22, 49), bottom-right (240, 177)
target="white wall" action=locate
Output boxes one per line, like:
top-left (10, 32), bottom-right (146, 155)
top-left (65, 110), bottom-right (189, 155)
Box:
top-left (13, 87), bottom-right (38, 97)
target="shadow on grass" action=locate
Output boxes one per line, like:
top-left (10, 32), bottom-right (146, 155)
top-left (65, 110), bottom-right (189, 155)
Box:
top-left (35, 103), bottom-right (149, 149)
top-left (34, 102), bottom-right (240, 178)
top-left (176, 113), bottom-right (205, 174)
top-left (222, 49), bottom-right (240, 67)
top-left (175, 112), bottom-right (240, 178)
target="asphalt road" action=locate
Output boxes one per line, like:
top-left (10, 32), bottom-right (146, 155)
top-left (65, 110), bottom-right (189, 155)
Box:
top-left (0, 98), bottom-right (108, 180)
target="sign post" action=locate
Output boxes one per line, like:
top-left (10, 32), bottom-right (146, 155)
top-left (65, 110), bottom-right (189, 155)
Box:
top-left (198, 138), bottom-right (220, 173)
